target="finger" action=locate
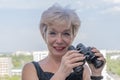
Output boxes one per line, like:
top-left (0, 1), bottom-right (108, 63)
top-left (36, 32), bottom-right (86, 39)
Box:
top-left (65, 50), bottom-right (79, 56)
top-left (62, 51), bottom-right (82, 63)
top-left (67, 52), bottom-right (84, 60)
top-left (91, 47), bottom-right (100, 53)
top-left (97, 57), bottom-right (106, 63)
top-left (71, 61), bottom-right (84, 69)
top-left (94, 52), bottom-right (104, 57)
top-left (69, 56), bottom-right (85, 64)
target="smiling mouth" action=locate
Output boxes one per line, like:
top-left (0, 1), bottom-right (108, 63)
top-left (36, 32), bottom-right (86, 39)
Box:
top-left (53, 47), bottom-right (65, 51)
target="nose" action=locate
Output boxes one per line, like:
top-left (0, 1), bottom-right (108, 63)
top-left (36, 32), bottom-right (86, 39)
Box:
top-left (56, 34), bottom-right (64, 44)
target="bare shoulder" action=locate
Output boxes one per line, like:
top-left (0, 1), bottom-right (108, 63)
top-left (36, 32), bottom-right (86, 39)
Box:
top-left (22, 62), bottom-right (35, 73)
top-left (22, 62), bottom-right (39, 80)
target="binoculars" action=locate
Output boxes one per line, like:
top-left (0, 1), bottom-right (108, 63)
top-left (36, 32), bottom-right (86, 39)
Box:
top-left (68, 43), bottom-right (104, 74)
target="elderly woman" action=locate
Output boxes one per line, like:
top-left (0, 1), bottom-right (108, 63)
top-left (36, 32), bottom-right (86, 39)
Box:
top-left (22, 4), bottom-right (106, 80)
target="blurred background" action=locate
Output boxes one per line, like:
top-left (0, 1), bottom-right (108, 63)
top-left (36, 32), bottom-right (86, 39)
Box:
top-left (0, 0), bottom-right (120, 80)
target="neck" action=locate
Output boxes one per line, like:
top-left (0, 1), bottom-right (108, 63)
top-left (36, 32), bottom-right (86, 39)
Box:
top-left (47, 53), bottom-right (62, 66)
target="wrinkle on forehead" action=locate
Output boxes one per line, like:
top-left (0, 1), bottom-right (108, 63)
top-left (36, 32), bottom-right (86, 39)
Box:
top-left (49, 20), bottom-right (71, 29)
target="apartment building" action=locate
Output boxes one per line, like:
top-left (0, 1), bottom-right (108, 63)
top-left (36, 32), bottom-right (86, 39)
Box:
top-left (32, 51), bottom-right (48, 61)
top-left (0, 57), bottom-right (12, 76)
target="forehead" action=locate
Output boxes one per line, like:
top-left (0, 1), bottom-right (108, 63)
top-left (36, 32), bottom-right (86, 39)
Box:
top-left (47, 23), bottom-right (72, 32)
top-left (47, 18), bottom-right (72, 30)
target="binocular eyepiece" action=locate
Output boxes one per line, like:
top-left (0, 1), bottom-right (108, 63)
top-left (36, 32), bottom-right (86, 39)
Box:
top-left (68, 43), bottom-right (104, 74)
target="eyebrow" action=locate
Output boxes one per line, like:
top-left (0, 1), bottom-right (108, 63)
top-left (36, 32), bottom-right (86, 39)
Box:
top-left (63, 29), bottom-right (71, 32)
top-left (48, 28), bottom-right (71, 32)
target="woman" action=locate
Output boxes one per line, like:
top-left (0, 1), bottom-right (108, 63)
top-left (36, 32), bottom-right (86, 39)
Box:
top-left (22, 4), bottom-right (106, 80)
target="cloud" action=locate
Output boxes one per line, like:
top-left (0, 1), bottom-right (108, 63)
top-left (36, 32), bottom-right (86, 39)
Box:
top-left (99, 0), bottom-right (120, 14)
top-left (72, 0), bottom-right (100, 10)
top-left (0, 0), bottom-right (120, 11)
top-left (0, 0), bottom-right (80, 10)
top-left (110, 6), bottom-right (120, 11)
top-left (104, 0), bottom-right (120, 4)
top-left (0, 0), bottom-right (58, 9)
top-left (72, 0), bottom-right (120, 15)
top-left (100, 6), bottom-right (120, 14)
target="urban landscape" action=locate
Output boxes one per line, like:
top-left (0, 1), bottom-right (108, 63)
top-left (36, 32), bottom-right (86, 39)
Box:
top-left (0, 50), bottom-right (120, 80)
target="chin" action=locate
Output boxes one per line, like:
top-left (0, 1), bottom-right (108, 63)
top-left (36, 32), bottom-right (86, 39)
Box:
top-left (48, 46), bottom-right (68, 56)
top-left (52, 49), bottom-right (67, 57)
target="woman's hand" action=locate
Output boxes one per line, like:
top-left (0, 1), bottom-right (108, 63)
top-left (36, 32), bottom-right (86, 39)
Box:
top-left (54, 50), bottom-right (85, 79)
top-left (88, 47), bottom-right (106, 76)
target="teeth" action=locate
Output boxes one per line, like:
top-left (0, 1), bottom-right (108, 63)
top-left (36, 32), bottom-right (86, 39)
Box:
top-left (56, 48), bottom-right (62, 49)
top-left (55, 47), bottom-right (63, 50)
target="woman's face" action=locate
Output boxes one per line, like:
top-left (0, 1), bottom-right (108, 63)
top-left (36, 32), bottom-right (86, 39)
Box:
top-left (45, 24), bottom-right (74, 57)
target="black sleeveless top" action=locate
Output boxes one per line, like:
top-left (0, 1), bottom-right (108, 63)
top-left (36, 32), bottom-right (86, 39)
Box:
top-left (32, 61), bottom-right (83, 80)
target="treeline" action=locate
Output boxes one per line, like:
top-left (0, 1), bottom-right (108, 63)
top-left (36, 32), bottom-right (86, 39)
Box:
top-left (11, 55), bottom-right (33, 68)
top-left (106, 53), bottom-right (120, 76)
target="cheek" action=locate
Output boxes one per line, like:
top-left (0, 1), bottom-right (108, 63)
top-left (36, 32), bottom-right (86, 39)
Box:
top-left (65, 35), bottom-right (74, 43)
top-left (45, 36), bottom-right (54, 45)
top-left (62, 37), bottom-right (74, 45)
top-left (66, 38), bottom-right (73, 45)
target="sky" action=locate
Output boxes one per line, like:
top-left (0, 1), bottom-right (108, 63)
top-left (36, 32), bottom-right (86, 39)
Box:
top-left (0, 0), bottom-right (120, 52)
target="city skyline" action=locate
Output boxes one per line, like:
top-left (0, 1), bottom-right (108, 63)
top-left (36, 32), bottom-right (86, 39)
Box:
top-left (0, 0), bottom-right (120, 52)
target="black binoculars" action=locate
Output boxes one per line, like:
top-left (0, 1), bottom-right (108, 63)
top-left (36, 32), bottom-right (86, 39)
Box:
top-left (68, 43), bottom-right (104, 74)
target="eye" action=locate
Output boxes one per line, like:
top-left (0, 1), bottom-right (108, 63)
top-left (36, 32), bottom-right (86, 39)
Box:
top-left (63, 32), bottom-right (71, 36)
top-left (49, 31), bottom-right (56, 35)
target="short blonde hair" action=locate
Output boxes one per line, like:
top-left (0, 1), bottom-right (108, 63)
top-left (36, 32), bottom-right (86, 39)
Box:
top-left (40, 4), bottom-right (81, 38)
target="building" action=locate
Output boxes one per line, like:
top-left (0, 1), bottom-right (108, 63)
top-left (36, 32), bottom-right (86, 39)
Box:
top-left (32, 51), bottom-right (48, 61)
top-left (12, 51), bottom-right (31, 56)
top-left (11, 69), bottom-right (22, 76)
top-left (0, 57), bottom-right (12, 76)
